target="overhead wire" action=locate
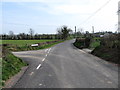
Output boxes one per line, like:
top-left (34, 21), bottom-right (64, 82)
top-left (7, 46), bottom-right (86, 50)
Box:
top-left (79, 0), bottom-right (112, 26)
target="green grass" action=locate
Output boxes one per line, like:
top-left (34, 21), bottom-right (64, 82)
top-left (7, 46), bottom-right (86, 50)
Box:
top-left (1, 39), bottom-right (64, 51)
top-left (89, 41), bottom-right (100, 49)
top-left (2, 49), bottom-right (27, 86)
top-left (39, 40), bottom-right (64, 49)
top-left (1, 39), bottom-right (65, 87)
top-left (91, 46), bottom-right (119, 64)
top-left (2, 40), bottom-right (56, 46)
top-left (0, 40), bottom-right (2, 44)
top-left (0, 58), bottom-right (2, 89)
top-left (1, 40), bottom-right (64, 51)
top-left (89, 37), bottom-right (101, 49)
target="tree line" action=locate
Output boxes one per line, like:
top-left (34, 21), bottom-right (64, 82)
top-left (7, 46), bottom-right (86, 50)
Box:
top-left (1, 26), bottom-right (74, 40)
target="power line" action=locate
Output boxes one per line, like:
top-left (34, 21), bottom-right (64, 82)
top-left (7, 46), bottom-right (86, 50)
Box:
top-left (4, 22), bottom-right (30, 26)
top-left (79, 0), bottom-right (112, 25)
top-left (4, 0), bottom-right (112, 28)
top-left (4, 22), bottom-right (59, 27)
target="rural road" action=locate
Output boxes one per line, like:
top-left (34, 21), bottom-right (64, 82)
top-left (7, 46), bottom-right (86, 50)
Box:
top-left (12, 40), bottom-right (118, 88)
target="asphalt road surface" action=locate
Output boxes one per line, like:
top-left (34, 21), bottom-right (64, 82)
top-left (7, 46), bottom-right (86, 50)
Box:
top-left (12, 40), bottom-right (118, 88)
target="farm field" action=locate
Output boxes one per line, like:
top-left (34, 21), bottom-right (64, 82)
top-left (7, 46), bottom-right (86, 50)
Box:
top-left (1, 40), bottom-right (56, 46)
top-left (1, 39), bottom-right (64, 51)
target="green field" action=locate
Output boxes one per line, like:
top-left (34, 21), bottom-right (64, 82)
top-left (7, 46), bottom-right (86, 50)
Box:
top-left (1, 40), bottom-right (55, 46)
top-left (1, 40), bottom-right (64, 51)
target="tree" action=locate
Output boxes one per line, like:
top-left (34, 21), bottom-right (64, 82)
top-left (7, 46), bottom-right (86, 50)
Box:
top-left (57, 25), bottom-right (72, 40)
top-left (29, 28), bottom-right (34, 39)
top-left (76, 31), bottom-right (82, 38)
top-left (18, 33), bottom-right (27, 40)
top-left (9, 31), bottom-right (14, 39)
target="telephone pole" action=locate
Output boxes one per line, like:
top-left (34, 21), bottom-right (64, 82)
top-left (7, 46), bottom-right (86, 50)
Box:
top-left (92, 26), bottom-right (94, 37)
top-left (75, 26), bottom-right (76, 38)
top-left (118, 1), bottom-right (120, 33)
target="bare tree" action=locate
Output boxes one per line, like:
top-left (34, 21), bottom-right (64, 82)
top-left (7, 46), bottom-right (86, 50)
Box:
top-left (29, 28), bottom-right (34, 39)
top-left (9, 31), bottom-right (14, 39)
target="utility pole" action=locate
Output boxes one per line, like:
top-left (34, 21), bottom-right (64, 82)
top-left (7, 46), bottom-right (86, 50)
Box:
top-left (92, 26), bottom-right (94, 33)
top-left (118, 1), bottom-right (120, 33)
top-left (92, 26), bottom-right (94, 37)
top-left (75, 26), bottom-right (76, 38)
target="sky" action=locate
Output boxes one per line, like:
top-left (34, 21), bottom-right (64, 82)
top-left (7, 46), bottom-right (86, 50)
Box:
top-left (1, 0), bottom-right (119, 34)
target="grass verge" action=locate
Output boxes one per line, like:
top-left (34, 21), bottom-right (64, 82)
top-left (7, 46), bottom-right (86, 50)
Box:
top-left (91, 46), bottom-right (119, 64)
top-left (3, 40), bottom-right (64, 51)
top-left (1, 40), bottom-right (65, 87)
top-left (73, 38), bottom-right (119, 65)
top-left (0, 58), bottom-right (2, 89)
top-left (2, 47), bottom-right (27, 87)
top-left (2, 40), bottom-right (56, 46)
top-left (89, 41), bottom-right (100, 49)
top-left (38, 40), bottom-right (65, 49)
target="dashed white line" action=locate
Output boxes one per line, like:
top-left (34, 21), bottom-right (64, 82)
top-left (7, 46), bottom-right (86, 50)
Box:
top-left (36, 64), bottom-right (41, 69)
top-left (42, 58), bottom-right (45, 62)
top-left (103, 72), bottom-right (110, 77)
top-left (107, 81), bottom-right (112, 84)
top-left (45, 49), bottom-right (48, 52)
top-left (48, 48), bottom-right (51, 53)
top-left (36, 48), bottom-right (52, 70)
top-left (49, 48), bottom-right (51, 51)
top-left (39, 83), bottom-right (42, 86)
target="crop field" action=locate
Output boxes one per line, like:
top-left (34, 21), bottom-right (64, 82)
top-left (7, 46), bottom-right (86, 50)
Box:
top-left (1, 40), bottom-right (55, 46)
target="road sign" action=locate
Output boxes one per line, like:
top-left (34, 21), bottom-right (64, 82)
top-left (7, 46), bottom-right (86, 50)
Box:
top-left (31, 44), bottom-right (38, 47)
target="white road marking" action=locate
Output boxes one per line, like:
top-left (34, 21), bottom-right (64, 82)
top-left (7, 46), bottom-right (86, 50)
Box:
top-left (36, 64), bottom-right (41, 69)
top-left (36, 48), bottom-right (51, 70)
top-left (79, 50), bottom-right (86, 53)
top-left (103, 72), bottom-right (110, 77)
top-left (49, 48), bottom-right (51, 51)
top-left (48, 48), bottom-right (51, 53)
top-left (107, 81), bottom-right (112, 84)
top-left (104, 74), bottom-right (110, 77)
top-left (45, 49), bottom-right (48, 52)
top-left (42, 58), bottom-right (45, 62)
top-left (39, 84), bottom-right (42, 86)
top-left (29, 72), bottom-right (34, 76)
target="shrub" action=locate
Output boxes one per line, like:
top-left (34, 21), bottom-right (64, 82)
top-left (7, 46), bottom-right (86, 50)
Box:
top-left (73, 37), bottom-right (91, 49)
top-left (91, 33), bottom-right (120, 64)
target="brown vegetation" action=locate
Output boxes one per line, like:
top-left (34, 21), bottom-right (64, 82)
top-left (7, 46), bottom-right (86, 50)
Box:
top-left (92, 33), bottom-right (120, 64)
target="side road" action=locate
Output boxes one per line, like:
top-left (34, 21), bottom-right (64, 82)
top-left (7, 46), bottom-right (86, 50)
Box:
top-left (5, 40), bottom-right (118, 88)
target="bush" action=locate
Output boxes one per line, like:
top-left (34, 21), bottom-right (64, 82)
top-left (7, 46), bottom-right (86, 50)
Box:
top-left (73, 37), bottom-right (91, 49)
top-left (91, 33), bottom-right (120, 64)
top-left (100, 34), bottom-right (120, 49)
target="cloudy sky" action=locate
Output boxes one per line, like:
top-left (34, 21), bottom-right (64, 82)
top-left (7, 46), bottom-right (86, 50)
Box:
top-left (1, 0), bottom-right (119, 34)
